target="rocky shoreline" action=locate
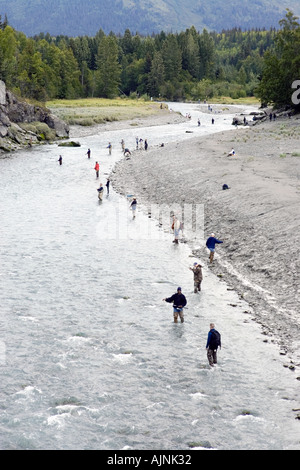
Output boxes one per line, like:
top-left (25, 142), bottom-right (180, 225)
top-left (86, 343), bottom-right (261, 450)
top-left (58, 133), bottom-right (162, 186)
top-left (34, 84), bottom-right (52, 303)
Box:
top-left (0, 80), bottom-right (69, 154)
top-left (110, 108), bottom-right (300, 369)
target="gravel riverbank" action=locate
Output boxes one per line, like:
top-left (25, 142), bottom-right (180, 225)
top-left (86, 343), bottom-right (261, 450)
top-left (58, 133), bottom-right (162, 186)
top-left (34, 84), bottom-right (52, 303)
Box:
top-left (109, 108), bottom-right (300, 367)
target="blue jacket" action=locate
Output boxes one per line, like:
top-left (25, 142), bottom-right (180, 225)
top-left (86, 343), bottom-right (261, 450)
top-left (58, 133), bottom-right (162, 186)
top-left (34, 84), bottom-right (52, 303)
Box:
top-left (206, 329), bottom-right (221, 349)
top-left (206, 236), bottom-right (223, 249)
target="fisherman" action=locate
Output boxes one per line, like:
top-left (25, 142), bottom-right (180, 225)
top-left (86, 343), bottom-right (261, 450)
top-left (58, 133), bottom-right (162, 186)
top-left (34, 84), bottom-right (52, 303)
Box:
top-left (163, 287), bottom-right (187, 323)
top-left (206, 233), bottom-right (223, 263)
top-left (206, 323), bottom-right (221, 366)
top-left (94, 161), bottom-right (99, 178)
top-left (190, 262), bottom-right (203, 293)
top-left (97, 183), bottom-right (104, 201)
top-left (106, 178), bottom-right (110, 195)
top-left (130, 197), bottom-right (137, 219)
top-left (172, 215), bottom-right (181, 244)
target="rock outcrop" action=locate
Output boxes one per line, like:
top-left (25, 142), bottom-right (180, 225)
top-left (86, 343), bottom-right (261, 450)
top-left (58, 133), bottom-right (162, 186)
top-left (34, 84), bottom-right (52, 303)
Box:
top-left (0, 80), bottom-right (69, 153)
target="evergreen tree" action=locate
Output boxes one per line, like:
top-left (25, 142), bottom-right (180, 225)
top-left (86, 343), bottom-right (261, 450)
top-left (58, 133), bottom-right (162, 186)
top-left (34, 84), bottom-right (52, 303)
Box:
top-left (198, 29), bottom-right (215, 79)
top-left (121, 29), bottom-right (134, 55)
top-left (17, 39), bottom-right (48, 100)
top-left (0, 14), bottom-right (8, 31)
top-left (0, 15), bottom-right (294, 104)
top-left (181, 27), bottom-right (200, 79)
top-left (147, 51), bottom-right (165, 98)
top-left (36, 39), bottom-right (62, 98)
top-left (57, 41), bottom-right (82, 99)
top-left (257, 10), bottom-right (300, 108)
top-left (0, 26), bottom-right (17, 88)
top-left (161, 34), bottom-right (182, 81)
top-left (95, 35), bottom-right (121, 98)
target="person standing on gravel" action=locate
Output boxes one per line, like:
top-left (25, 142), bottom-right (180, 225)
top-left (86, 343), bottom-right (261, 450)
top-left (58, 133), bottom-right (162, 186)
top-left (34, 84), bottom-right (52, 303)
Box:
top-left (206, 233), bottom-right (223, 263)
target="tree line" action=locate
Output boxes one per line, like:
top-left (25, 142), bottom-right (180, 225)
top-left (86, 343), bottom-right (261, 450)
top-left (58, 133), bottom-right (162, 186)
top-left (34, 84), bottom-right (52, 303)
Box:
top-left (0, 10), bottom-right (299, 109)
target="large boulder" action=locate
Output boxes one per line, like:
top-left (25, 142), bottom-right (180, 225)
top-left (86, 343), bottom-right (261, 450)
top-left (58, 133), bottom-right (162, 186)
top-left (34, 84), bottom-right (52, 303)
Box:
top-left (0, 81), bottom-right (69, 153)
top-left (5, 90), bottom-right (69, 137)
top-left (0, 124), bottom-right (8, 137)
top-left (0, 80), bottom-right (6, 105)
top-left (0, 110), bottom-right (10, 126)
top-left (44, 113), bottom-right (69, 138)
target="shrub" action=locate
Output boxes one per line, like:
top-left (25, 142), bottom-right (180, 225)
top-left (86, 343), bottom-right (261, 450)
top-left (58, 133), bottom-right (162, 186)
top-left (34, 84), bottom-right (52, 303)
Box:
top-left (19, 122), bottom-right (56, 140)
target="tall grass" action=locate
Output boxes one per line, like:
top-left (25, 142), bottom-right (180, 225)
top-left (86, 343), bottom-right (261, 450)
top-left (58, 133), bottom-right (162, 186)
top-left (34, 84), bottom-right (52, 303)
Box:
top-left (208, 96), bottom-right (260, 105)
top-left (46, 96), bottom-right (260, 126)
top-left (46, 98), bottom-right (164, 126)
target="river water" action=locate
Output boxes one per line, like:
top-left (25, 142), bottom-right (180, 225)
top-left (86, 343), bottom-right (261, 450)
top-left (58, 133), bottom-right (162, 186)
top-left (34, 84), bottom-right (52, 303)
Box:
top-left (0, 103), bottom-right (299, 450)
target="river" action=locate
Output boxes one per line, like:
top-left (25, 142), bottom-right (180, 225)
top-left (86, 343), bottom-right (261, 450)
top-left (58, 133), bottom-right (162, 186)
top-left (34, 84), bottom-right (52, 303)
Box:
top-left (0, 102), bottom-right (299, 450)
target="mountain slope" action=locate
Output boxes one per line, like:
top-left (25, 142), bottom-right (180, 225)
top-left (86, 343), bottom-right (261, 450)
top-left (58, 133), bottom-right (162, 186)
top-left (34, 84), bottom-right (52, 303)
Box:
top-left (1, 0), bottom-right (300, 36)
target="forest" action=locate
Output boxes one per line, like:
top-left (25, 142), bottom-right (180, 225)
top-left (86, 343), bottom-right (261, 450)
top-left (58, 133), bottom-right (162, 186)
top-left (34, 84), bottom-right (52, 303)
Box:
top-left (0, 10), bottom-right (299, 109)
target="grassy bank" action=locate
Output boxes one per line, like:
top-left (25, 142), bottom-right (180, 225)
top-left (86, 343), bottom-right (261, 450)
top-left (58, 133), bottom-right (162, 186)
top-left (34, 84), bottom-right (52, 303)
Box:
top-left (46, 96), bottom-right (261, 127)
top-left (46, 98), bottom-right (166, 126)
top-left (207, 96), bottom-right (261, 106)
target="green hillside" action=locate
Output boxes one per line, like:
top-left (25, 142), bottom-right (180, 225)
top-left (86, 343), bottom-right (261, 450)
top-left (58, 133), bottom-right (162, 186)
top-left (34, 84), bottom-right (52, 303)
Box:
top-left (0, 7), bottom-right (299, 110)
top-left (0, 0), bottom-right (300, 36)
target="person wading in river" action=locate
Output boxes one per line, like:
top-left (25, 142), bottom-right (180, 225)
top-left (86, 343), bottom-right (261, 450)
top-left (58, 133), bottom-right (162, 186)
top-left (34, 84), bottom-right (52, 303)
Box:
top-left (106, 178), bottom-right (110, 195)
top-left (130, 197), bottom-right (137, 219)
top-left (163, 287), bottom-right (187, 323)
top-left (97, 183), bottom-right (104, 201)
top-left (94, 161), bottom-right (99, 178)
top-left (206, 323), bottom-right (221, 366)
top-left (172, 215), bottom-right (181, 244)
top-left (190, 262), bottom-right (203, 293)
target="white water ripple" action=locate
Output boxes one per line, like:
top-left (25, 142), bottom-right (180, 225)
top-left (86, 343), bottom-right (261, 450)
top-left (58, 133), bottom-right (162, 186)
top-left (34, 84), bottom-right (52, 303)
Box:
top-left (0, 103), bottom-right (299, 450)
